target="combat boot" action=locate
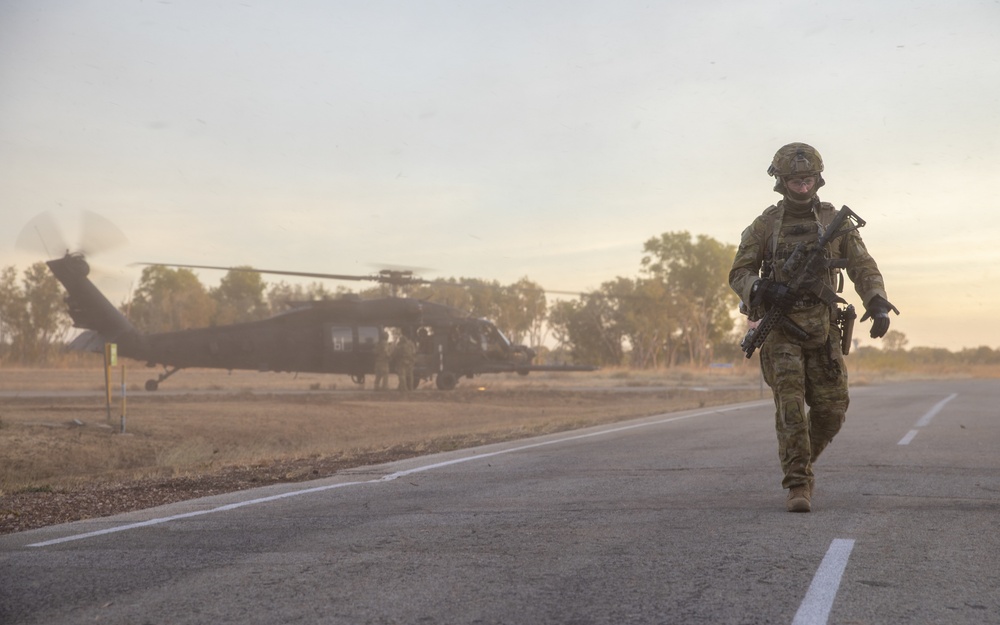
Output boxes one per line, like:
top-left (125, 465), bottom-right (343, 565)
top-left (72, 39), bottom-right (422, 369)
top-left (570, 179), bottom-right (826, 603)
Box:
top-left (786, 485), bottom-right (811, 513)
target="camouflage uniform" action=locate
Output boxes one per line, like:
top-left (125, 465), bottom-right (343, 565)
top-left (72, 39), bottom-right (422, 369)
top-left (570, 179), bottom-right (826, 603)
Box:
top-left (373, 333), bottom-right (391, 391)
top-left (729, 144), bottom-right (893, 501)
top-left (394, 335), bottom-right (417, 392)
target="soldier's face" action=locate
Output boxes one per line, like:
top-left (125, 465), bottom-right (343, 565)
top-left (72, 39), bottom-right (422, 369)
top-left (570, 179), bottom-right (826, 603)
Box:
top-left (784, 175), bottom-right (816, 194)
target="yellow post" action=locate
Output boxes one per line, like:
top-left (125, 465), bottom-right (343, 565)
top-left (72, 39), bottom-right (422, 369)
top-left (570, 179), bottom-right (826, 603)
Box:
top-left (104, 343), bottom-right (113, 421)
top-left (120, 363), bottom-right (127, 434)
top-left (104, 344), bottom-right (118, 422)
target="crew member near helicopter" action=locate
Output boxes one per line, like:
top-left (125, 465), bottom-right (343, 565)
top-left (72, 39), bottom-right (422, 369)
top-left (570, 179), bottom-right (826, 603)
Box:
top-left (394, 333), bottom-right (417, 392)
top-left (373, 331), bottom-right (391, 391)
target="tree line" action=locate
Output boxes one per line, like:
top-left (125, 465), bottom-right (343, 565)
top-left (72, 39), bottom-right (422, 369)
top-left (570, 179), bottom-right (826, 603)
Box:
top-left (3, 231), bottom-right (992, 368)
top-left (0, 264), bottom-right (66, 364)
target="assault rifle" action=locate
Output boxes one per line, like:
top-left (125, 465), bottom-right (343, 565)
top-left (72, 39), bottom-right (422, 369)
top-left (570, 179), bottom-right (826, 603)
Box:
top-left (741, 205), bottom-right (865, 358)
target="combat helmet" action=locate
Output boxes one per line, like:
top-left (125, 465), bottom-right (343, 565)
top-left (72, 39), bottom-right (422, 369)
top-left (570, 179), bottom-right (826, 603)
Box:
top-left (767, 142), bottom-right (824, 178)
top-left (768, 142), bottom-right (825, 197)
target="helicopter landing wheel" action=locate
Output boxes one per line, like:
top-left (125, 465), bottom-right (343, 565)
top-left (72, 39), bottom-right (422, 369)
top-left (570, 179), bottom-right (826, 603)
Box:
top-left (516, 369), bottom-right (530, 377)
top-left (145, 366), bottom-right (181, 391)
top-left (435, 371), bottom-right (458, 391)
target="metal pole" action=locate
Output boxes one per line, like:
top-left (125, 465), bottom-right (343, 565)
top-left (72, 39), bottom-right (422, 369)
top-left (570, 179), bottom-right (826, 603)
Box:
top-left (104, 343), bottom-right (112, 421)
top-left (119, 364), bottom-right (127, 434)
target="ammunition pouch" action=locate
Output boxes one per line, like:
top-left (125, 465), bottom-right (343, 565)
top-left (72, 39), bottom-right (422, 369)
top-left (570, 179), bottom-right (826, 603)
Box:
top-left (789, 293), bottom-right (822, 310)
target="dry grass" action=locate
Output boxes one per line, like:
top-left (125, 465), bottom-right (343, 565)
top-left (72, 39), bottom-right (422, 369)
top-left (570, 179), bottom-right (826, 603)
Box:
top-left (0, 360), bottom-right (757, 392)
top-left (2, 360), bottom-right (994, 498)
top-left (0, 365), bottom-right (762, 495)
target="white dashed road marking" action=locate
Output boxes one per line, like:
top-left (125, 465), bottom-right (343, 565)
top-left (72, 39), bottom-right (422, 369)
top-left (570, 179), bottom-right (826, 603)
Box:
top-left (792, 538), bottom-right (856, 625)
top-left (897, 393), bottom-right (957, 445)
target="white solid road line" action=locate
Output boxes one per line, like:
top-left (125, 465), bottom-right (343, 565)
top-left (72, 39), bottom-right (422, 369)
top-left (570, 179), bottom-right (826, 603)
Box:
top-left (897, 392), bottom-right (958, 445)
top-left (914, 393), bottom-right (957, 428)
top-left (28, 402), bottom-right (766, 548)
top-left (791, 538), bottom-right (856, 625)
top-left (897, 429), bottom-right (919, 446)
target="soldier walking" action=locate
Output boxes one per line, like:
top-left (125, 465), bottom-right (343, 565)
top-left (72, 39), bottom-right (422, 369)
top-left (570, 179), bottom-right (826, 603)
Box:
top-left (729, 143), bottom-right (898, 513)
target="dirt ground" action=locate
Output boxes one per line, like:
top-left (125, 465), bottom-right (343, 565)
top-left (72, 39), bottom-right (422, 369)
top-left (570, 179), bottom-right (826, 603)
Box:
top-left (4, 359), bottom-right (987, 536)
top-left (0, 361), bottom-right (984, 533)
top-left (0, 366), bottom-right (764, 535)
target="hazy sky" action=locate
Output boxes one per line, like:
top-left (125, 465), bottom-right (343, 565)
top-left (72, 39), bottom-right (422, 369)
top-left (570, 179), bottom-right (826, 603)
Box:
top-left (2, 0), bottom-right (998, 351)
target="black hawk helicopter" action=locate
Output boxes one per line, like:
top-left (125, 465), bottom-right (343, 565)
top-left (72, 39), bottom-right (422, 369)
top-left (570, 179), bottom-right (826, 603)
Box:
top-left (46, 253), bottom-right (596, 391)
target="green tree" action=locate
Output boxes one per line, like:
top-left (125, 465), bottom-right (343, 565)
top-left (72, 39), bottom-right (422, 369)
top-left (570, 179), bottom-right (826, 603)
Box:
top-left (211, 268), bottom-right (268, 325)
top-left (129, 266), bottom-right (215, 332)
top-left (958, 346), bottom-right (1000, 365)
top-left (463, 278), bottom-right (505, 323)
top-left (267, 280), bottom-right (343, 313)
top-left (22, 262), bottom-right (68, 362)
top-left (610, 277), bottom-right (680, 368)
top-left (908, 346), bottom-right (954, 366)
top-left (548, 293), bottom-right (624, 366)
top-left (882, 330), bottom-right (908, 352)
top-left (641, 232), bottom-right (738, 366)
top-left (397, 279), bottom-right (472, 310)
top-left (0, 266), bottom-right (22, 359)
top-left (0, 263), bottom-right (69, 363)
top-left (497, 278), bottom-right (547, 346)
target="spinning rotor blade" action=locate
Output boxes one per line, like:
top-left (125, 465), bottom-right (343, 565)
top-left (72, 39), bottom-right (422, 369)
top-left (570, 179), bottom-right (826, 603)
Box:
top-left (79, 210), bottom-right (128, 256)
top-left (130, 263), bottom-right (436, 287)
top-left (15, 212), bottom-right (69, 258)
top-left (530, 288), bottom-right (592, 297)
top-left (16, 211), bottom-right (131, 297)
top-left (132, 262), bottom-right (594, 298)
top-left (16, 210), bottom-right (128, 259)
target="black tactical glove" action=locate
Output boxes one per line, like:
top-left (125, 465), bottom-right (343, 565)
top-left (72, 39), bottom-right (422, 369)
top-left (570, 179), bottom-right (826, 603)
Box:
top-left (750, 278), bottom-right (792, 309)
top-left (860, 294), bottom-right (899, 339)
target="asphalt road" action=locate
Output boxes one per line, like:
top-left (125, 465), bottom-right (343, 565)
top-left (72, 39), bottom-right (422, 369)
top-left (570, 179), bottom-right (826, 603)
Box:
top-left (2, 379), bottom-right (997, 625)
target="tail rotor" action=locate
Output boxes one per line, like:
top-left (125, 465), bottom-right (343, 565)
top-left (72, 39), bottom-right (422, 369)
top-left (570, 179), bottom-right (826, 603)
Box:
top-left (16, 209), bottom-right (128, 260)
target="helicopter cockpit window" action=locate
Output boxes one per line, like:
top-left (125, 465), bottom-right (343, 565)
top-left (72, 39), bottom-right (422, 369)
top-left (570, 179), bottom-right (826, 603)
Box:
top-left (329, 326), bottom-right (354, 352)
top-left (478, 322), bottom-right (508, 359)
top-left (357, 326), bottom-right (379, 352)
top-left (483, 322), bottom-right (511, 348)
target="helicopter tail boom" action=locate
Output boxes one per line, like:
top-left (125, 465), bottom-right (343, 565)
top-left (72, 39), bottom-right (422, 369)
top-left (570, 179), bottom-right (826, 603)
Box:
top-left (47, 253), bottom-right (144, 356)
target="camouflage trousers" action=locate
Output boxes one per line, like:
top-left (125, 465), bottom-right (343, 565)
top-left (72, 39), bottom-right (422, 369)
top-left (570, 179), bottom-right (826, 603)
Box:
top-left (374, 364), bottom-right (390, 391)
top-left (396, 363), bottom-right (414, 391)
top-left (759, 325), bottom-right (849, 490)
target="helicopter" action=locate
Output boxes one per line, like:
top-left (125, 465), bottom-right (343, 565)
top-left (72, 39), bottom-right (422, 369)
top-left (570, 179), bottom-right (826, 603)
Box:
top-left (45, 252), bottom-right (597, 391)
